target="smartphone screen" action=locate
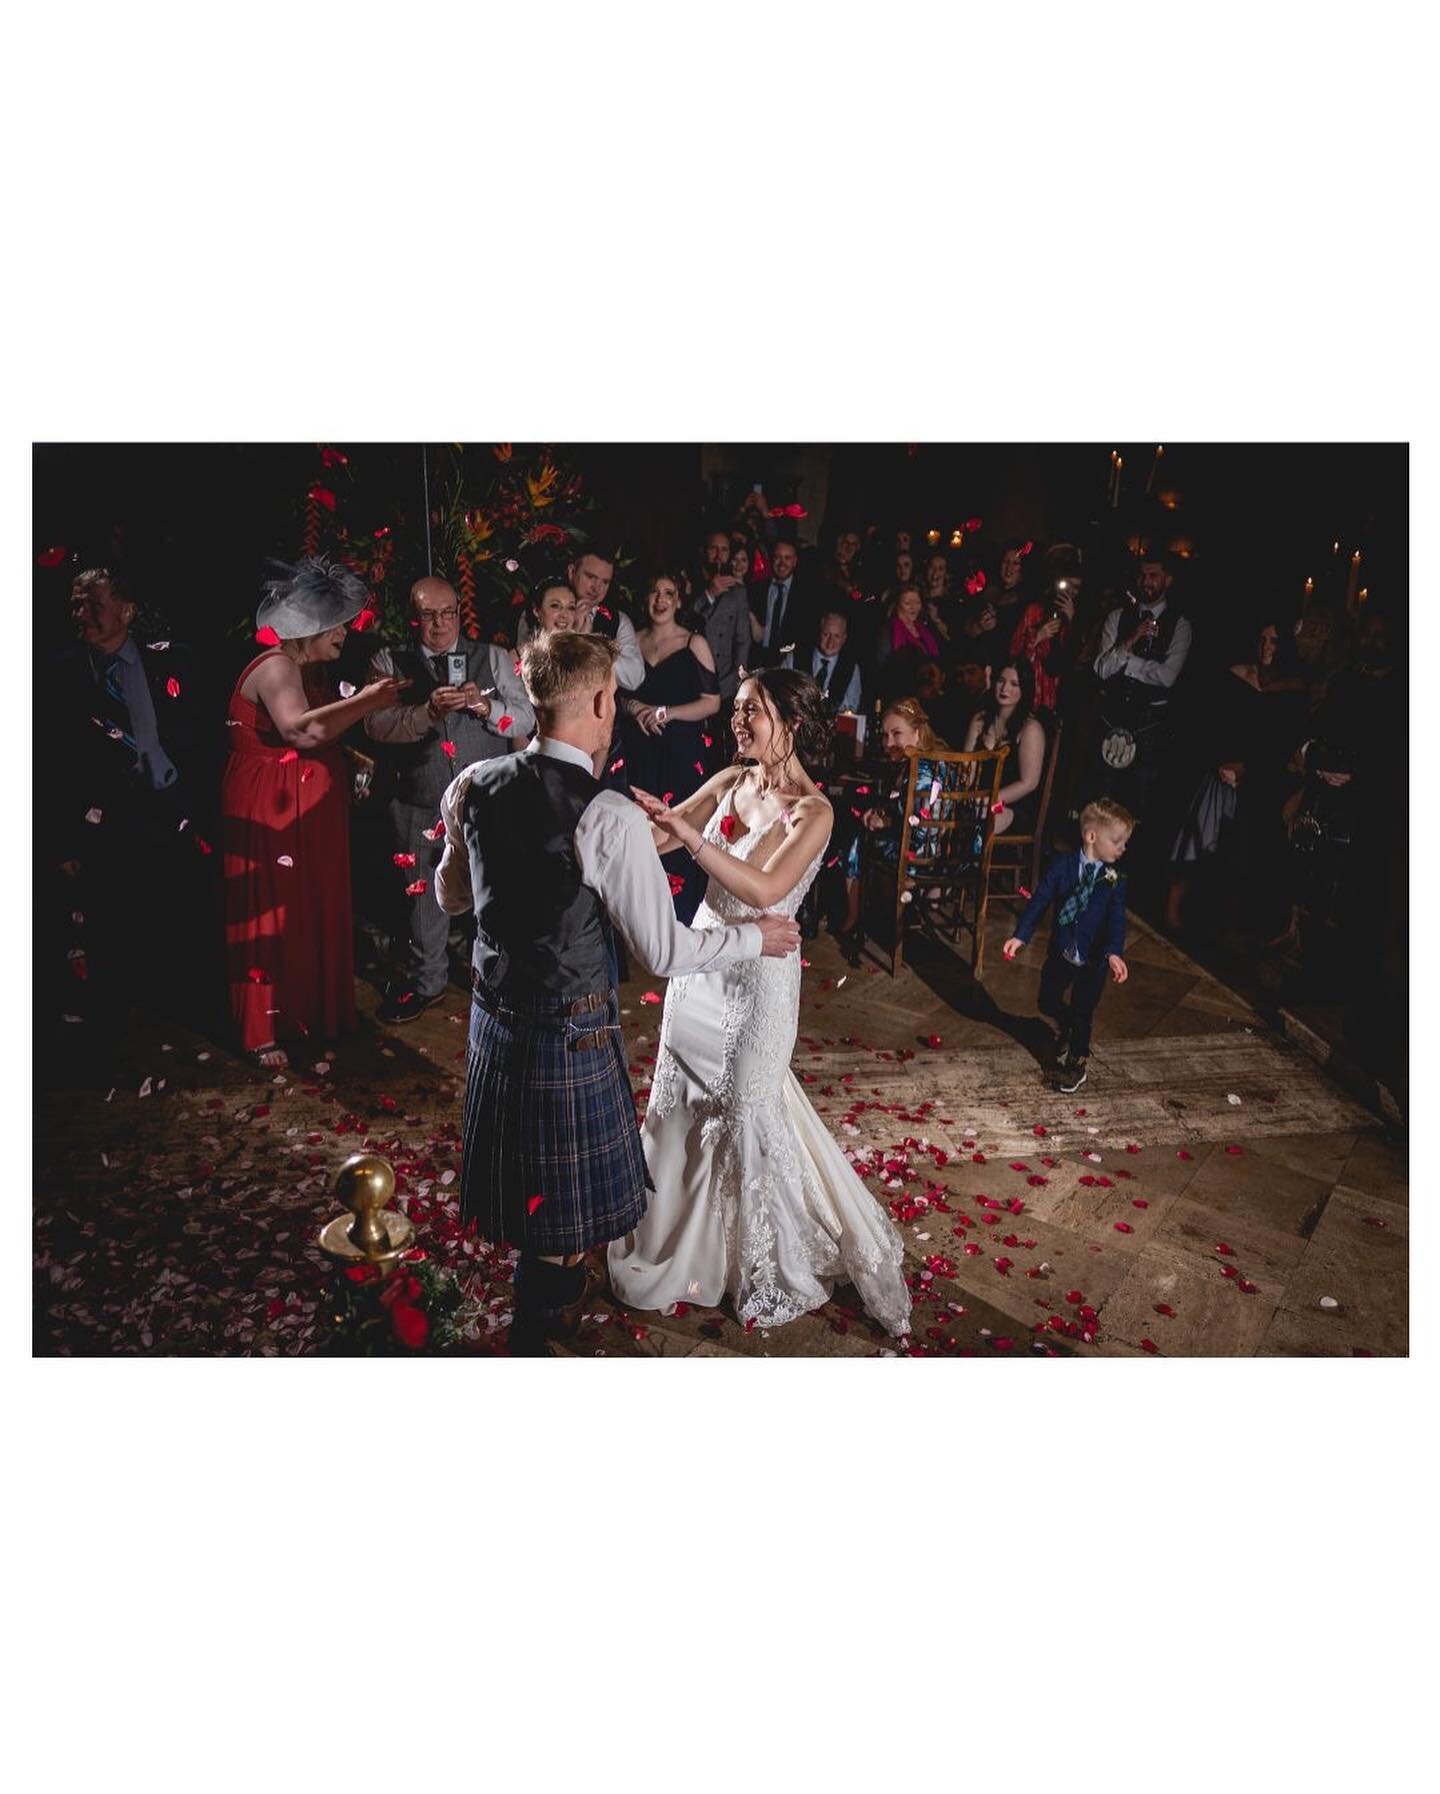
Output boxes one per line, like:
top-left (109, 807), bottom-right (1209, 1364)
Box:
top-left (447, 652), bottom-right (468, 686)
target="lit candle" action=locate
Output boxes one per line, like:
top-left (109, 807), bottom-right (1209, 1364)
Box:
top-left (1111, 456), bottom-right (1123, 509)
top-left (1346, 550), bottom-right (1361, 607)
top-left (949, 529), bottom-right (964, 548)
top-left (926, 528), bottom-right (941, 545)
top-left (1332, 540), bottom-right (1340, 555)
top-left (1146, 444), bottom-right (1163, 494)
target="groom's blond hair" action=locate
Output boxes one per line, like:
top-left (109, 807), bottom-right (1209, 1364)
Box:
top-left (521, 629), bottom-right (618, 725)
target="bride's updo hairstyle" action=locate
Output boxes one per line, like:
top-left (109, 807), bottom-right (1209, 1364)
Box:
top-left (738, 668), bottom-right (834, 777)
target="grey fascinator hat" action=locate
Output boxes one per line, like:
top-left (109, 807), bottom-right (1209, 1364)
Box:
top-left (256, 555), bottom-right (371, 640)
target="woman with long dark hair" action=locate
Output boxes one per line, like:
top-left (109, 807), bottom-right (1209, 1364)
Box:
top-left (619, 568), bottom-right (721, 922)
top-left (962, 656), bottom-right (1045, 836)
top-left (610, 668), bottom-right (911, 1337)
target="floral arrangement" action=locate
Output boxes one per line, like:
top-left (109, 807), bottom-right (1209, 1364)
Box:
top-left (325, 1247), bottom-right (478, 1354)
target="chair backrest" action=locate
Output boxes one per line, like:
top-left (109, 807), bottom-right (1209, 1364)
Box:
top-left (895, 748), bottom-right (1008, 880)
top-left (999, 715), bottom-right (1064, 847)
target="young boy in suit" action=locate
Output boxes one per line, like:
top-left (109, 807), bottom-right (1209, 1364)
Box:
top-left (1002, 797), bottom-right (1135, 1093)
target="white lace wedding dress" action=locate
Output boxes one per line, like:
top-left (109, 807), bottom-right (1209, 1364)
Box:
top-left (608, 785), bottom-right (912, 1337)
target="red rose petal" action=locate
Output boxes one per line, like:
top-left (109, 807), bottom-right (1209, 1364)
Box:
top-left (1065, 1289), bottom-right (1084, 1304)
top-left (165, 675), bottom-right (181, 698)
top-left (1154, 1303), bottom-right (1176, 1316)
top-left (1176, 1149), bottom-right (1193, 1160)
top-left (1215, 1242), bottom-right (1236, 1256)
top-left (1237, 1279), bottom-right (1259, 1294)
top-left (1224, 1145), bottom-right (1244, 1155)
top-left (526, 1193), bottom-right (545, 1215)
top-left (1132, 1198), bottom-right (1149, 1209)
top-left (255, 626), bottom-right (281, 646)
top-left (1113, 1221), bottom-right (1134, 1233)
top-left (440, 740), bottom-right (457, 758)
top-left (639, 991), bottom-right (662, 1005)
top-left (392, 852), bottom-right (417, 869)
top-left (1140, 1338), bottom-right (1159, 1354)
top-left (404, 879), bottom-right (428, 896)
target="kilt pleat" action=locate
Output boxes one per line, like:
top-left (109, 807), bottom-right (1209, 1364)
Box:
top-left (460, 987), bottom-right (649, 1255)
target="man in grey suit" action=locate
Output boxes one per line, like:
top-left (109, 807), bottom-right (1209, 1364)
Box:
top-left (689, 528), bottom-right (753, 707)
top-left (365, 576), bottom-right (534, 1022)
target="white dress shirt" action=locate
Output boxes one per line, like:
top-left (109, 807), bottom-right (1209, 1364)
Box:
top-left (1093, 597), bottom-right (1193, 690)
top-left (434, 737), bottom-right (763, 977)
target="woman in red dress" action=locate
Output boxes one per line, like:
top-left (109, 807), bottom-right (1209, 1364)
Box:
top-left (222, 558), bottom-right (407, 1068)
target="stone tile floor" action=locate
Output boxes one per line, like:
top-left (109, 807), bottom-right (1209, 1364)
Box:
top-left (32, 904), bottom-right (1406, 1358)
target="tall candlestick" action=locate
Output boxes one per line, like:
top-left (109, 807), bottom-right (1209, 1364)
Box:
top-left (1146, 444), bottom-right (1163, 494)
top-left (1346, 550), bottom-right (1361, 608)
top-left (1111, 456), bottom-right (1123, 509)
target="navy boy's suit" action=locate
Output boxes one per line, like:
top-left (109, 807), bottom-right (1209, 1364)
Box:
top-left (1015, 849), bottom-right (1128, 1058)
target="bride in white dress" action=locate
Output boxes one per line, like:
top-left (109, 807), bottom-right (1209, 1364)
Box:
top-left (609, 669), bottom-right (912, 1338)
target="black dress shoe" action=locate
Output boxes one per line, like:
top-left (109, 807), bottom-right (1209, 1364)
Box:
top-left (379, 989), bottom-right (443, 1025)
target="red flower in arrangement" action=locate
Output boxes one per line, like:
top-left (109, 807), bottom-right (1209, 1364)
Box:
top-left (390, 1301), bottom-right (430, 1349)
top-left (37, 544), bottom-right (69, 568)
top-left (345, 1263), bottom-right (381, 1284)
top-left (307, 483), bottom-right (337, 512)
top-left (165, 676), bottom-right (182, 698)
top-left (402, 1247), bottom-right (428, 1263)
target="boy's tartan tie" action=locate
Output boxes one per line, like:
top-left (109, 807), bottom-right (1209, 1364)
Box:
top-left (1058, 860), bottom-right (1100, 929)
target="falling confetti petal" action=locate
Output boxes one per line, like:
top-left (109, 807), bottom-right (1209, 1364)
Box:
top-left (404, 879), bottom-right (428, 897)
top-left (338, 681), bottom-right (357, 699)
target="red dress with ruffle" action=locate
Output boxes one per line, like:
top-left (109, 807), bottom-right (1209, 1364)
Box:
top-left (221, 651), bottom-right (356, 1052)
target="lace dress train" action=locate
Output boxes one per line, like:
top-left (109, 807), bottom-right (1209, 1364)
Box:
top-left (608, 787), bottom-right (912, 1336)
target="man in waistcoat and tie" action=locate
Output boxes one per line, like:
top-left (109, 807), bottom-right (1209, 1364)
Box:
top-left (783, 609), bottom-right (863, 713)
top-left (435, 630), bottom-right (800, 1354)
top-left (1088, 552), bottom-right (1193, 863)
top-left (364, 576), bottom-right (535, 1023)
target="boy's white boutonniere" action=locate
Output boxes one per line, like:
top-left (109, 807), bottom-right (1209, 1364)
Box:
top-left (1103, 867), bottom-right (1119, 885)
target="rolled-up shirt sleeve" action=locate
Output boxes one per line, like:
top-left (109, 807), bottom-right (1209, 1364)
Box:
top-left (434, 762), bottom-right (481, 915)
top-left (576, 792), bottom-right (762, 975)
top-left (477, 646), bottom-right (534, 741)
top-left (611, 614), bottom-right (646, 692)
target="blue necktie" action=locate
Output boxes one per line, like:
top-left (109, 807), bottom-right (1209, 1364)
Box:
top-left (101, 655), bottom-right (138, 754)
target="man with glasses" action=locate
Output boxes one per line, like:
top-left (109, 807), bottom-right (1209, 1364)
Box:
top-left (365, 576), bottom-right (534, 1023)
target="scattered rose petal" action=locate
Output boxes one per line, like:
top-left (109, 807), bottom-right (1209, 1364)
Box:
top-left (639, 991), bottom-right (661, 1005)
top-left (526, 1194), bottom-right (545, 1215)
top-left (1113, 1221), bottom-right (1134, 1233)
top-left (1140, 1338), bottom-right (1159, 1354)
top-left (338, 681), bottom-right (357, 699)
top-left (276, 855), bottom-right (293, 868)
top-left (441, 740), bottom-right (457, 758)
top-left (1153, 1303), bottom-right (1176, 1316)
top-left (404, 879), bottom-right (428, 896)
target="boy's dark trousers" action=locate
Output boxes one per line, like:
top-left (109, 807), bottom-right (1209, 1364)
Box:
top-left (1038, 948), bottom-right (1108, 1057)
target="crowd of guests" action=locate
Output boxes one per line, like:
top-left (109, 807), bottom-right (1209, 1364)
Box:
top-left (43, 500), bottom-right (1403, 1077)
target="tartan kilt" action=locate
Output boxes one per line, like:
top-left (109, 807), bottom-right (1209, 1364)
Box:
top-left (460, 984), bottom-right (649, 1255)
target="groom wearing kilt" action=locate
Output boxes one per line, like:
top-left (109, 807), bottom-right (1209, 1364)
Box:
top-left (436, 631), bottom-right (800, 1354)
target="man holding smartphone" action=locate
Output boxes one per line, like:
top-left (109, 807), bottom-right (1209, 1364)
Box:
top-left (365, 576), bottom-right (535, 1022)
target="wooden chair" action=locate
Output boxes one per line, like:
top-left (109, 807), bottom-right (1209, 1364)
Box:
top-left (984, 717), bottom-right (1064, 904)
top-left (859, 748), bottom-right (1008, 977)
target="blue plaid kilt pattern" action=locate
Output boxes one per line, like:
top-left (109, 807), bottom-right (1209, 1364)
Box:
top-left (460, 982), bottom-right (649, 1255)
